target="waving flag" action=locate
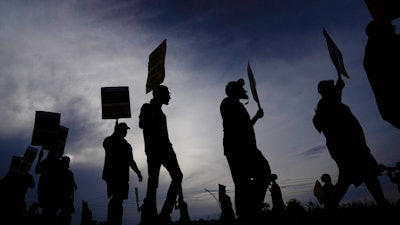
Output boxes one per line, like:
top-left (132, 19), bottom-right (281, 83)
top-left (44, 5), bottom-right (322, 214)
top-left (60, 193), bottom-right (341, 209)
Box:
top-left (323, 28), bottom-right (349, 79)
top-left (247, 61), bottom-right (261, 109)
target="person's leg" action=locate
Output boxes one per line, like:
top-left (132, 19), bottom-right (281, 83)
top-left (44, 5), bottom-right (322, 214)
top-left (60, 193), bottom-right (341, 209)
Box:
top-left (107, 195), bottom-right (124, 225)
top-left (365, 176), bottom-right (386, 206)
top-left (252, 152), bottom-right (271, 212)
top-left (140, 158), bottom-right (161, 224)
top-left (330, 175), bottom-right (350, 209)
top-left (42, 206), bottom-right (59, 225)
top-left (226, 156), bottom-right (251, 221)
top-left (159, 155), bottom-right (183, 219)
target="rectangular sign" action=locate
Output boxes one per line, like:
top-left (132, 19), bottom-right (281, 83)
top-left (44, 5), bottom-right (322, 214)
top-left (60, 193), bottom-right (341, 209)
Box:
top-left (146, 39), bottom-right (167, 93)
top-left (101, 86), bottom-right (131, 119)
top-left (31, 111), bottom-right (61, 147)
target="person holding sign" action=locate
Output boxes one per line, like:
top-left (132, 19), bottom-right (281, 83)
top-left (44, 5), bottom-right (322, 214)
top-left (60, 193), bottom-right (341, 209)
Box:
top-left (312, 77), bottom-right (386, 209)
top-left (138, 85), bottom-right (184, 225)
top-left (102, 122), bottom-right (143, 225)
top-left (220, 78), bottom-right (271, 222)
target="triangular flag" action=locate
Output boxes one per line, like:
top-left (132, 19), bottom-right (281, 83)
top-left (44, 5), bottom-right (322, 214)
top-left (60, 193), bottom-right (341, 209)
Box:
top-left (323, 28), bottom-right (349, 78)
top-left (247, 61), bottom-right (261, 109)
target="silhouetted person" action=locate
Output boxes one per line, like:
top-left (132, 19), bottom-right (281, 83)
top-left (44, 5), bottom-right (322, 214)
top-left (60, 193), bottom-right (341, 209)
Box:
top-left (35, 148), bottom-right (63, 225)
top-left (102, 122), bottom-right (143, 225)
top-left (220, 78), bottom-right (271, 221)
top-left (58, 156), bottom-right (77, 225)
top-left (363, 20), bottom-right (400, 129)
top-left (269, 174), bottom-right (285, 212)
top-left (320, 173), bottom-right (334, 209)
top-left (313, 78), bottom-right (386, 209)
top-left (0, 163), bottom-right (35, 225)
top-left (139, 85), bottom-right (184, 224)
top-left (218, 184), bottom-right (234, 223)
top-left (386, 162), bottom-right (400, 192)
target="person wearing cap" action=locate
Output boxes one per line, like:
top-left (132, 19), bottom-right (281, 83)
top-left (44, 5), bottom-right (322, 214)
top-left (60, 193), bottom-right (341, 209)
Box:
top-left (312, 77), bottom-right (386, 210)
top-left (138, 84), bottom-right (184, 224)
top-left (220, 78), bottom-right (271, 221)
top-left (102, 122), bottom-right (143, 225)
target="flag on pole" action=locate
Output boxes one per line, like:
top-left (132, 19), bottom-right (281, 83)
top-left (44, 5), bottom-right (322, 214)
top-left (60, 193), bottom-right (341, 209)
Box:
top-left (247, 61), bottom-right (261, 109)
top-left (323, 28), bottom-right (349, 79)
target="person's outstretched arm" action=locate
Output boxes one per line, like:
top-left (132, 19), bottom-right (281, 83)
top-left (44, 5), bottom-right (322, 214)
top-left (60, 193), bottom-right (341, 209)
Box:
top-left (251, 108), bottom-right (264, 126)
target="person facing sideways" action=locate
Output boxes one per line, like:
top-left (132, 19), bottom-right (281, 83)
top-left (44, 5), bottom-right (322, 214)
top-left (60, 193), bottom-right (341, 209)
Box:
top-left (102, 122), bottom-right (143, 225)
top-left (269, 173), bottom-right (285, 212)
top-left (363, 19), bottom-right (400, 129)
top-left (138, 84), bottom-right (184, 225)
top-left (320, 173), bottom-right (334, 209)
top-left (312, 77), bottom-right (387, 210)
top-left (220, 78), bottom-right (271, 222)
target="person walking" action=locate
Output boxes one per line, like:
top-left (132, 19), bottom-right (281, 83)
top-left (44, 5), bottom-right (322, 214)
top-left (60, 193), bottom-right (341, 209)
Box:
top-left (102, 122), bottom-right (143, 225)
top-left (220, 78), bottom-right (271, 222)
top-left (312, 77), bottom-right (386, 209)
top-left (269, 174), bottom-right (285, 212)
top-left (58, 156), bottom-right (77, 225)
top-left (138, 85), bottom-right (184, 225)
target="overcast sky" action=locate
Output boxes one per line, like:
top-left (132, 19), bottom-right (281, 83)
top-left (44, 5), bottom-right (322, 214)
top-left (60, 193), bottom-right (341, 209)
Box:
top-left (1, 1), bottom-right (400, 224)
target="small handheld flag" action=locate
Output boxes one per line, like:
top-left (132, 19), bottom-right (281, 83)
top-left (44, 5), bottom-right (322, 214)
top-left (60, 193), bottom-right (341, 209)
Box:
top-left (247, 61), bottom-right (261, 109)
top-left (323, 28), bottom-right (349, 79)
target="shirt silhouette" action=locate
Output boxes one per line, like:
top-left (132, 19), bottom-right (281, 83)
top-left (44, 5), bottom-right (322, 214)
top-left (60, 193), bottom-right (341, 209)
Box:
top-left (313, 78), bottom-right (386, 209)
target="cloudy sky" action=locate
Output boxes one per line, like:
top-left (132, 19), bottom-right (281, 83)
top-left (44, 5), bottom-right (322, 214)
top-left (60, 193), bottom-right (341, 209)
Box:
top-left (1, 1), bottom-right (400, 224)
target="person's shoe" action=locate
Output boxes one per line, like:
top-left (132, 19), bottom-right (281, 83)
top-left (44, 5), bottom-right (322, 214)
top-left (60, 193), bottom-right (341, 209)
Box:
top-left (139, 200), bottom-right (159, 225)
top-left (158, 213), bottom-right (173, 225)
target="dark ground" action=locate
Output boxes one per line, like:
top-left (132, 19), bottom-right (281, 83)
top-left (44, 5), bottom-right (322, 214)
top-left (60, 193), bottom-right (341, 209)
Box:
top-left (18, 200), bottom-right (400, 225)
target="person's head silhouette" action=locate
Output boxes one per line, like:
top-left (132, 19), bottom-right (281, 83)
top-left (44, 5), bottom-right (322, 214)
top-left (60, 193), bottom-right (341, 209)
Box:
top-left (114, 122), bottom-right (130, 137)
top-left (317, 80), bottom-right (335, 97)
top-left (225, 78), bottom-right (248, 100)
top-left (153, 85), bottom-right (171, 105)
top-left (321, 173), bottom-right (331, 184)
